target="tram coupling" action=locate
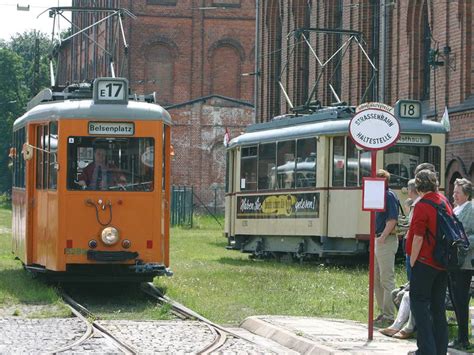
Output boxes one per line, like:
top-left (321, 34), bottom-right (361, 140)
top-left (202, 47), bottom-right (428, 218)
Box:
top-left (130, 262), bottom-right (173, 276)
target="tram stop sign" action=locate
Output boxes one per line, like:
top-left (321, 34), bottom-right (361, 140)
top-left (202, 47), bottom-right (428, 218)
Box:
top-left (348, 104), bottom-right (400, 342)
top-left (349, 108), bottom-right (400, 150)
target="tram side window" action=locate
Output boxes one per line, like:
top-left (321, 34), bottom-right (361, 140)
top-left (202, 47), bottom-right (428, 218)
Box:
top-left (332, 137), bottom-right (345, 187)
top-left (48, 122), bottom-right (58, 190)
top-left (240, 146), bottom-right (257, 191)
top-left (276, 140), bottom-right (295, 189)
top-left (359, 150), bottom-right (371, 182)
top-left (332, 136), bottom-right (371, 187)
top-left (296, 138), bottom-right (317, 188)
top-left (162, 125), bottom-right (170, 192)
top-left (346, 139), bottom-right (358, 187)
top-left (384, 145), bottom-right (441, 188)
top-left (36, 125), bottom-right (49, 190)
top-left (12, 131), bottom-right (17, 187)
top-left (13, 127), bottom-right (26, 188)
top-left (225, 151), bottom-right (232, 193)
top-left (258, 143), bottom-right (276, 190)
top-left (67, 137), bottom-right (155, 192)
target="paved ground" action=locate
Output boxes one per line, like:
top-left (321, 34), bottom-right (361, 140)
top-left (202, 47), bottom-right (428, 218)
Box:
top-left (0, 306), bottom-right (472, 353)
top-left (241, 315), bottom-right (471, 355)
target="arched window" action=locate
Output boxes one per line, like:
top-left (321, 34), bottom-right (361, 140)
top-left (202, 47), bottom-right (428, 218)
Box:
top-left (266, 0), bottom-right (282, 117)
top-left (145, 43), bottom-right (175, 104)
top-left (211, 45), bottom-right (241, 98)
top-left (292, 0), bottom-right (310, 107)
top-left (459, 0), bottom-right (473, 99)
top-left (408, 0), bottom-right (431, 100)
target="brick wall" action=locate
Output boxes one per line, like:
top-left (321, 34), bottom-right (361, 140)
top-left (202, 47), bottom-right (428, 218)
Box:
top-left (168, 97), bottom-right (254, 209)
top-left (257, 0), bottom-right (473, 189)
top-left (57, 0), bottom-right (256, 207)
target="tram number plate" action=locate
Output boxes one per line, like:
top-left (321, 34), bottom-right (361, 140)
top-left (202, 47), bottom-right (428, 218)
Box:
top-left (64, 248), bottom-right (87, 255)
top-left (94, 77), bottom-right (129, 104)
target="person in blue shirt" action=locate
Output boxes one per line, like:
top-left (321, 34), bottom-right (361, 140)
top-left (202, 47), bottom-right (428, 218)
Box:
top-left (373, 169), bottom-right (400, 326)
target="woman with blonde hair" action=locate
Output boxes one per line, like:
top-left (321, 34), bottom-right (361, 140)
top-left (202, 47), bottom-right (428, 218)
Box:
top-left (448, 178), bottom-right (474, 350)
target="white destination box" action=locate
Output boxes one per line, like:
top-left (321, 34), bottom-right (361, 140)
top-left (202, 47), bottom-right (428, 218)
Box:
top-left (88, 122), bottom-right (134, 135)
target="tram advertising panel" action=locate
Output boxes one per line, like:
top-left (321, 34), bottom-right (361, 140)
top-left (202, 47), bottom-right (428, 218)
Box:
top-left (237, 192), bottom-right (320, 219)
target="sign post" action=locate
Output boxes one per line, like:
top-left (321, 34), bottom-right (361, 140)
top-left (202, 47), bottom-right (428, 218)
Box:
top-left (349, 104), bottom-right (400, 341)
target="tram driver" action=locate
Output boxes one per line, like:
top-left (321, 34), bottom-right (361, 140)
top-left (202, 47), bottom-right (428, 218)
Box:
top-left (77, 147), bottom-right (126, 190)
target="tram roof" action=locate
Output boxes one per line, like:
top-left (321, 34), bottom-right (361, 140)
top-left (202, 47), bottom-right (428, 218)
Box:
top-left (228, 107), bottom-right (447, 148)
top-left (13, 99), bottom-right (172, 129)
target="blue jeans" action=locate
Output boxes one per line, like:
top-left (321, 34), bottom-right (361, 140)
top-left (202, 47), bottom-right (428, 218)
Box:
top-left (410, 261), bottom-right (448, 355)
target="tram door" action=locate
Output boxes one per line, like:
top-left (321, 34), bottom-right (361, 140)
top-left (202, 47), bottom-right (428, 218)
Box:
top-left (161, 125), bottom-right (171, 265)
top-left (326, 136), bottom-right (371, 239)
top-left (31, 124), bottom-right (49, 266)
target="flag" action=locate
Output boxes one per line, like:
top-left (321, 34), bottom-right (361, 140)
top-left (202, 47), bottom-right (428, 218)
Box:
top-left (441, 106), bottom-right (450, 132)
top-left (223, 128), bottom-right (230, 147)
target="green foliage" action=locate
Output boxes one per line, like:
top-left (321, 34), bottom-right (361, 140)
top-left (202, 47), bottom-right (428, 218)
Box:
top-left (0, 48), bottom-right (28, 193)
top-left (158, 220), bottom-right (409, 324)
top-left (0, 207), bottom-right (68, 317)
top-left (6, 30), bottom-right (52, 96)
top-left (0, 31), bottom-right (52, 193)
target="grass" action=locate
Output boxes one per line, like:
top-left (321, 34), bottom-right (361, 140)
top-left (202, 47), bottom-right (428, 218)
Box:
top-left (157, 214), bottom-right (409, 325)
top-left (0, 205), bottom-right (69, 317)
top-left (0, 204), bottom-right (464, 346)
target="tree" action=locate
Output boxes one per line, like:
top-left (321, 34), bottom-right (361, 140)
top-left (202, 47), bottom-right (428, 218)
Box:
top-left (6, 30), bottom-right (52, 96)
top-left (0, 48), bottom-right (28, 193)
top-left (0, 31), bottom-right (52, 193)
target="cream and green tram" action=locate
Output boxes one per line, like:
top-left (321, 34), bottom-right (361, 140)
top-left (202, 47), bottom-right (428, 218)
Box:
top-left (224, 106), bottom-right (446, 260)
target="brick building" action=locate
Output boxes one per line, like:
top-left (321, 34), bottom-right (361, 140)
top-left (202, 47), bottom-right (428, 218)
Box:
top-left (57, 0), bottom-right (256, 209)
top-left (256, 1), bottom-right (473, 195)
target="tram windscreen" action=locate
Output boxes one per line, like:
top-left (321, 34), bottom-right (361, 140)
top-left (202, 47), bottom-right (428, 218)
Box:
top-left (67, 137), bottom-right (155, 191)
top-left (384, 146), bottom-right (441, 188)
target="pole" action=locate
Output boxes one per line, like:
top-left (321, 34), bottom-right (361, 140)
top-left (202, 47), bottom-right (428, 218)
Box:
top-left (378, 0), bottom-right (386, 102)
top-left (368, 150), bottom-right (377, 340)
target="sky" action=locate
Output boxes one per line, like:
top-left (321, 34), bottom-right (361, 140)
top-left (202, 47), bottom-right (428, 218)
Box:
top-left (0, 1), bottom-right (71, 41)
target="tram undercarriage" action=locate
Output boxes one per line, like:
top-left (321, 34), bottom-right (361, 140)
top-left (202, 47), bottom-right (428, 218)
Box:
top-left (23, 262), bottom-right (172, 283)
top-left (227, 234), bottom-right (369, 261)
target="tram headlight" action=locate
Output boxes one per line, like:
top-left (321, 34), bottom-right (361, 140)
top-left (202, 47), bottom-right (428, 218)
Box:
top-left (101, 227), bottom-right (120, 245)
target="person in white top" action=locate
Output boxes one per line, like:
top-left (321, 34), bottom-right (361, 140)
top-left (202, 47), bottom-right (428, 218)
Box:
top-left (448, 178), bottom-right (474, 350)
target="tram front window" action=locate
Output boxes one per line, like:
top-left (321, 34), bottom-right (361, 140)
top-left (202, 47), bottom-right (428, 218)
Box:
top-left (384, 145), bottom-right (441, 188)
top-left (67, 137), bottom-right (155, 191)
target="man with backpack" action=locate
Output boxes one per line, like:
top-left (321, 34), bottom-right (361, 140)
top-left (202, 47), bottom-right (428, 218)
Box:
top-left (406, 169), bottom-right (451, 355)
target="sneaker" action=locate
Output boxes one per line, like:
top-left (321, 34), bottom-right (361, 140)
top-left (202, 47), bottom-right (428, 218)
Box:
top-left (448, 340), bottom-right (470, 350)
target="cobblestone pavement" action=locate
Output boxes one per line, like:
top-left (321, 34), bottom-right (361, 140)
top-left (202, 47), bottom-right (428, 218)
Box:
top-left (0, 315), bottom-right (279, 354)
top-left (0, 317), bottom-right (87, 354)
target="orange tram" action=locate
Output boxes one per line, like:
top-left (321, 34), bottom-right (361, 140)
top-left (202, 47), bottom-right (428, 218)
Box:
top-left (10, 77), bottom-right (172, 282)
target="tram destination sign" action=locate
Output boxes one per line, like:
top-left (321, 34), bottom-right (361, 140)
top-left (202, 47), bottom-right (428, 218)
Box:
top-left (93, 77), bottom-right (129, 104)
top-left (88, 122), bottom-right (135, 136)
top-left (237, 192), bottom-right (320, 219)
top-left (397, 134), bottom-right (431, 145)
top-left (349, 108), bottom-right (400, 150)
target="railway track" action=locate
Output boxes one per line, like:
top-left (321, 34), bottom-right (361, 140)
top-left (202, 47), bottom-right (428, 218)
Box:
top-left (57, 292), bottom-right (138, 354)
top-left (53, 284), bottom-right (269, 354)
top-left (140, 282), bottom-right (266, 354)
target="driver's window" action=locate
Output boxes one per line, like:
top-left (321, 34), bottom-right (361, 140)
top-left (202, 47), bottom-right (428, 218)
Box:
top-left (67, 137), bottom-right (155, 191)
